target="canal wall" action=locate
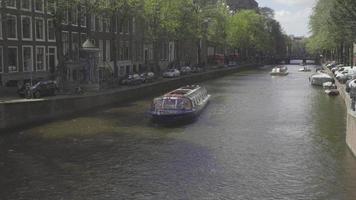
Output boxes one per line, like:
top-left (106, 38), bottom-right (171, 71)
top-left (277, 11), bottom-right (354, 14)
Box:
top-left (0, 65), bottom-right (257, 132)
top-left (324, 67), bottom-right (356, 156)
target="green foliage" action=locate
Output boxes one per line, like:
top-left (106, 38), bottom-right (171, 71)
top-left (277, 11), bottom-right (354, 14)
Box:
top-left (307, 0), bottom-right (356, 54)
top-left (226, 9), bottom-right (286, 55)
top-left (48, 0), bottom-right (287, 60)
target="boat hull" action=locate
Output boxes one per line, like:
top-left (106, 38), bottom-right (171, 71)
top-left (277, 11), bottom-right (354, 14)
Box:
top-left (150, 111), bottom-right (197, 123)
top-left (310, 77), bottom-right (333, 86)
top-left (270, 72), bottom-right (289, 76)
top-left (325, 89), bottom-right (339, 96)
top-left (299, 69), bottom-right (311, 72)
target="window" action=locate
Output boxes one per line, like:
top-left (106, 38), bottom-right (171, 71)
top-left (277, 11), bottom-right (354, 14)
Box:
top-left (22, 46), bottom-right (33, 72)
top-left (90, 15), bottom-right (95, 31)
top-left (8, 47), bottom-right (18, 72)
top-left (47, 47), bottom-right (57, 73)
top-left (47, 19), bottom-right (55, 41)
top-left (117, 16), bottom-right (124, 34)
top-left (104, 18), bottom-right (110, 32)
top-left (160, 42), bottom-right (168, 60)
top-left (47, 1), bottom-right (56, 14)
top-left (0, 47), bottom-right (3, 73)
top-left (36, 46), bottom-right (45, 71)
top-left (71, 7), bottom-right (78, 26)
top-left (132, 17), bottom-right (136, 34)
top-left (118, 42), bottom-right (123, 60)
top-left (72, 32), bottom-right (79, 61)
top-left (105, 40), bottom-right (110, 61)
top-left (80, 6), bottom-right (86, 27)
top-left (113, 17), bottom-right (117, 33)
top-left (21, 0), bottom-right (31, 10)
top-left (63, 8), bottom-right (69, 24)
top-left (80, 33), bottom-right (87, 44)
top-left (126, 19), bottom-right (130, 34)
top-left (34, 0), bottom-right (44, 12)
top-left (35, 18), bottom-right (44, 40)
top-left (98, 16), bottom-right (103, 32)
top-left (6, 0), bottom-right (16, 8)
top-left (62, 31), bottom-right (69, 58)
top-left (124, 42), bottom-right (129, 60)
top-left (6, 15), bottom-right (17, 39)
top-left (21, 16), bottom-right (32, 40)
top-left (99, 40), bottom-right (104, 61)
top-left (0, 15), bottom-right (2, 39)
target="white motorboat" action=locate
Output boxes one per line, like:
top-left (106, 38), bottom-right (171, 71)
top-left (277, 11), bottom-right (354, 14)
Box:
top-left (270, 66), bottom-right (289, 76)
top-left (322, 82), bottom-right (337, 89)
top-left (309, 72), bottom-right (333, 86)
top-left (298, 67), bottom-right (311, 72)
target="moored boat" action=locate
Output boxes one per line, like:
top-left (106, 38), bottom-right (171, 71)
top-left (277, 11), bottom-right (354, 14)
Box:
top-left (298, 66), bottom-right (311, 72)
top-left (309, 72), bottom-right (333, 86)
top-left (149, 85), bottom-right (210, 123)
top-left (270, 66), bottom-right (289, 76)
top-left (322, 82), bottom-right (337, 89)
top-left (325, 89), bottom-right (339, 96)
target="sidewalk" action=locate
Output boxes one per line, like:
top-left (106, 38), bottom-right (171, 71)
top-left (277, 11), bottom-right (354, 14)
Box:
top-left (0, 64), bottom-right (249, 104)
top-left (323, 66), bottom-right (356, 117)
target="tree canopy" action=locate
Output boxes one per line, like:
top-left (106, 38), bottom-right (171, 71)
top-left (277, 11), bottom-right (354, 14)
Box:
top-left (307, 0), bottom-right (356, 59)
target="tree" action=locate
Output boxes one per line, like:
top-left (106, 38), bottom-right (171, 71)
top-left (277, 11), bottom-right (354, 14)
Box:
top-left (307, 0), bottom-right (356, 64)
top-left (45, 0), bottom-right (85, 87)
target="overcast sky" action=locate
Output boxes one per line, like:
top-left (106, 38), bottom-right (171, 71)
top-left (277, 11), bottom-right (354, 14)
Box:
top-left (257, 0), bottom-right (317, 37)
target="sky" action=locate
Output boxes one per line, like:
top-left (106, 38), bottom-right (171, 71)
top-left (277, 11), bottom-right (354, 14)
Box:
top-left (257, 0), bottom-right (317, 37)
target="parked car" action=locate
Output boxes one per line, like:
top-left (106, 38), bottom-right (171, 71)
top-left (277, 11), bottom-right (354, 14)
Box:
top-left (121, 74), bottom-right (143, 85)
top-left (331, 66), bottom-right (339, 73)
top-left (191, 67), bottom-right (203, 73)
top-left (346, 79), bottom-right (354, 93)
top-left (140, 72), bottom-right (155, 83)
top-left (326, 62), bottom-right (336, 69)
top-left (336, 71), bottom-right (349, 82)
top-left (332, 64), bottom-right (344, 73)
top-left (17, 80), bottom-right (58, 98)
top-left (335, 67), bottom-right (356, 84)
top-left (163, 69), bottom-right (180, 78)
top-left (335, 66), bottom-right (351, 75)
top-left (179, 66), bottom-right (192, 75)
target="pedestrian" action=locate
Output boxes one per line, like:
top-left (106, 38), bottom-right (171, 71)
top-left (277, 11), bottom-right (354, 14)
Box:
top-left (350, 80), bottom-right (356, 111)
top-left (25, 83), bottom-right (32, 99)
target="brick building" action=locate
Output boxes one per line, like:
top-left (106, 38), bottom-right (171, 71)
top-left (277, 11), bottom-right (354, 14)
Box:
top-left (0, 0), bottom-right (58, 86)
top-left (0, 0), bottom-right (145, 88)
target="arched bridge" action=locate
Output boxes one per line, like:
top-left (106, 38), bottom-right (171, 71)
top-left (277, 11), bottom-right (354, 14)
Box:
top-left (281, 55), bottom-right (321, 65)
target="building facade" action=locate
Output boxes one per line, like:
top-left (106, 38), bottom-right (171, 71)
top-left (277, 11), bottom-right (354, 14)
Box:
top-left (0, 0), bottom-right (58, 86)
top-left (0, 0), bottom-right (147, 88)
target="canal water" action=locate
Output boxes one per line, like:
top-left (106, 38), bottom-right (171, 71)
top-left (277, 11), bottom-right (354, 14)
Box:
top-left (1, 65), bottom-right (356, 200)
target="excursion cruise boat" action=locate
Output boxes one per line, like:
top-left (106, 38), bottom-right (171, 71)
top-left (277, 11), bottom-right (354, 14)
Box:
top-left (270, 66), bottom-right (289, 76)
top-left (149, 85), bottom-right (210, 122)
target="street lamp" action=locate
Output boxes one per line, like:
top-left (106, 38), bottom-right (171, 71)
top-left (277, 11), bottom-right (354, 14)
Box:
top-left (200, 18), bottom-right (210, 68)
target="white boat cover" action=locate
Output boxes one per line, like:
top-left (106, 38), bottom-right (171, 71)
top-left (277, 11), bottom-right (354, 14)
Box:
top-left (310, 73), bottom-right (333, 86)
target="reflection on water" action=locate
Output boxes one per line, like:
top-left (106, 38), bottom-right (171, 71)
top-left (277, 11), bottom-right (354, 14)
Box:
top-left (1, 65), bottom-right (356, 200)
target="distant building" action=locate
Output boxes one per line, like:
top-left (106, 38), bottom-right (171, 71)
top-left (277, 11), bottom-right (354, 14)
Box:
top-left (0, 0), bottom-right (145, 87)
top-left (226, 0), bottom-right (259, 11)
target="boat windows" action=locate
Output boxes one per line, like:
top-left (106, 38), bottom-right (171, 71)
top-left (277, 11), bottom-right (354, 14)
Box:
top-left (154, 98), bottom-right (192, 110)
top-left (176, 99), bottom-right (192, 110)
top-left (163, 99), bottom-right (176, 110)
